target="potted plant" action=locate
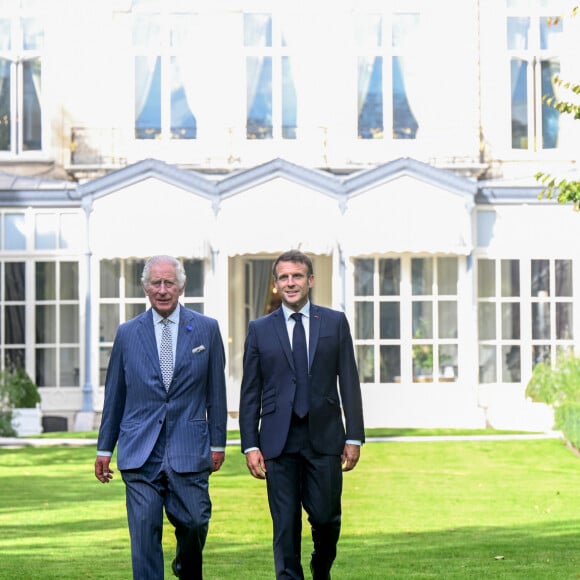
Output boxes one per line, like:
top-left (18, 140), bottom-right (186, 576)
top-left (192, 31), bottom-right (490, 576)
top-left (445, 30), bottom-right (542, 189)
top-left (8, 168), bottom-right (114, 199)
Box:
top-left (0, 368), bottom-right (42, 436)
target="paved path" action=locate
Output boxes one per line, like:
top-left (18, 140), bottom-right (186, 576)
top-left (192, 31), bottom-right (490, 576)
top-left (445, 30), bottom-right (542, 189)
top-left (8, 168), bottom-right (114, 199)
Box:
top-left (0, 431), bottom-right (563, 449)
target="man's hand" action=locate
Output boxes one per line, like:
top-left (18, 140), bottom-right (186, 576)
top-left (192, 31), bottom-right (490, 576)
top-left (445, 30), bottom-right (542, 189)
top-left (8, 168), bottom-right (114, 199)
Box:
top-left (211, 451), bottom-right (225, 473)
top-left (245, 449), bottom-right (267, 480)
top-left (341, 443), bottom-right (360, 472)
top-left (95, 456), bottom-right (114, 483)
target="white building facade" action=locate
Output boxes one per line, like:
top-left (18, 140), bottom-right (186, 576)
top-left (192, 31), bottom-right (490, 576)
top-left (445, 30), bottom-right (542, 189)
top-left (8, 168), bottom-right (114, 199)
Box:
top-left (0, 0), bottom-right (578, 431)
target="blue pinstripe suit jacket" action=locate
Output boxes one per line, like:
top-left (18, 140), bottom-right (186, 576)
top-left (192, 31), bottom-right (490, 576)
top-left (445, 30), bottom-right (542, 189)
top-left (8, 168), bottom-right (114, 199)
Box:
top-left (97, 306), bottom-right (227, 473)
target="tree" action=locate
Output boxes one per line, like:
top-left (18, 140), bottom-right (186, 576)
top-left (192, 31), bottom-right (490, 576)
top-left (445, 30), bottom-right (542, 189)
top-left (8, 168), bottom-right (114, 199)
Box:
top-left (535, 7), bottom-right (580, 208)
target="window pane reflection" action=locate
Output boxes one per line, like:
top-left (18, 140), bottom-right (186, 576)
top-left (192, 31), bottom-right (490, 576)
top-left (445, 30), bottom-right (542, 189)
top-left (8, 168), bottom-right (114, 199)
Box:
top-left (379, 258), bottom-right (400, 295)
top-left (355, 302), bottom-right (373, 340)
top-left (36, 261), bottom-right (55, 300)
top-left (380, 302), bottom-right (400, 339)
top-left (380, 345), bottom-right (400, 382)
top-left (355, 259), bottom-right (374, 296)
top-left (501, 303), bottom-right (520, 340)
top-left (100, 260), bottom-right (120, 298)
top-left (438, 301), bottom-right (457, 339)
top-left (556, 259), bottom-right (572, 297)
top-left (412, 301), bottom-right (432, 339)
top-left (532, 259), bottom-right (550, 296)
top-left (532, 302), bottom-right (550, 339)
top-left (60, 304), bottom-right (79, 342)
top-left (438, 258), bottom-right (457, 295)
top-left (36, 347), bottom-right (56, 387)
top-left (412, 258), bottom-right (433, 295)
top-left (477, 260), bottom-right (495, 297)
top-left (36, 304), bottom-right (56, 343)
top-left (478, 303), bottom-right (496, 340)
top-left (439, 345), bottom-right (458, 381)
top-left (556, 303), bottom-right (573, 339)
top-left (503, 345), bottom-right (521, 382)
top-left (479, 345), bottom-right (496, 383)
top-left (100, 304), bottom-right (119, 342)
top-left (501, 259), bottom-right (520, 297)
top-left (60, 347), bottom-right (79, 387)
top-left (356, 345), bottom-right (374, 383)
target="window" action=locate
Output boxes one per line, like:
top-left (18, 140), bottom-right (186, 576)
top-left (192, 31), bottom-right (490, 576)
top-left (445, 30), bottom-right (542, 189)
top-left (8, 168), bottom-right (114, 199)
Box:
top-left (353, 256), bottom-right (459, 384)
top-left (531, 259), bottom-right (573, 366)
top-left (34, 211), bottom-right (83, 251)
top-left (0, 209), bottom-right (83, 386)
top-left (244, 12), bottom-right (297, 139)
top-left (355, 11), bottom-right (420, 140)
top-left (0, 0), bottom-right (43, 155)
top-left (477, 258), bottom-right (574, 382)
top-left (506, 0), bottom-right (563, 150)
top-left (132, 0), bottom-right (198, 139)
top-left (477, 259), bottom-right (522, 383)
top-left (35, 261), bottom-right (80, 388)
top-left (1, 261), bottom-right (26, 370)
top-left (98, 257), bottom-right (205, 385)
top-left (411, 257), bottom-right (459, 383)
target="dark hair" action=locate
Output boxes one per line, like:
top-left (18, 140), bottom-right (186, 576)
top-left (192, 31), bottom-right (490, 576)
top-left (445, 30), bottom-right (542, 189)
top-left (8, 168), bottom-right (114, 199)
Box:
top-left (272, 250), bottom-right (314, 279)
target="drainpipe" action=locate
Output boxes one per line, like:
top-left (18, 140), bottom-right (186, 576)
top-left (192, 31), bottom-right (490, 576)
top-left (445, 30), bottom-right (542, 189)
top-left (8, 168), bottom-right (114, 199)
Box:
top-left (75, 197), bottom-right (94, 431)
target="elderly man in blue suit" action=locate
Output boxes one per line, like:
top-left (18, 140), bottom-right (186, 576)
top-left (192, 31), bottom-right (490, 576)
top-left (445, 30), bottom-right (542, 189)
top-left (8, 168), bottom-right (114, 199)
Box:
top-left (239, 249), bottom-right (365, 579)
top-left (95, 255), bottom-right (227, 580)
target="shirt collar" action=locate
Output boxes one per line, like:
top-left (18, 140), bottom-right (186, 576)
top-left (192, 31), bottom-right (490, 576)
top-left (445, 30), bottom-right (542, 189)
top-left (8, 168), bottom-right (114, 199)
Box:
top-left (152, 304), bottom-right (180, 325)
top-left (282, 301), bottom-right (310, 321)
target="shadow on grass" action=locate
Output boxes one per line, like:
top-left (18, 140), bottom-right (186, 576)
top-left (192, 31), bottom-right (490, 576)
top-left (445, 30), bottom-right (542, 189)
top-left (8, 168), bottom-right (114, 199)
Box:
top-left (2, 520), bottom-right (579, 579)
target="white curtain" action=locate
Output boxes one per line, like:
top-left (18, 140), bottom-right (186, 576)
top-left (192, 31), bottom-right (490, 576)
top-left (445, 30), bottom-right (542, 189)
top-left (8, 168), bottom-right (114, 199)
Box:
top-left (134, 55), bottom-right (158, 125)
top-left (251, 260), bottom-right (274, 319)
top-left (357, 56), bottom-right (376, 116)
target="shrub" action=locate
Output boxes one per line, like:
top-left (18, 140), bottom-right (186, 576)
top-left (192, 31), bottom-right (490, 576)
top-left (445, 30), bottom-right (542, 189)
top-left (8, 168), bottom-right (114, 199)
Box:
top-left (0, 369), bottom-right (41, 437)
top-left (525, 354), bottom-right (580, 407)
top-left (526, 354), bottom-right (580, 439)
top-left (555, 403), bottom-right (580, 450)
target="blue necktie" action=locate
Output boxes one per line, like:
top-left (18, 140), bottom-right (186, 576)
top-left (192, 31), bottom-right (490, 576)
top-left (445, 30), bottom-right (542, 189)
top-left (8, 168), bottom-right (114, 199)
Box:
top-left (291, 313), bottom-right (309, 418)
top-left (160, 319), bottom-right (173, 391)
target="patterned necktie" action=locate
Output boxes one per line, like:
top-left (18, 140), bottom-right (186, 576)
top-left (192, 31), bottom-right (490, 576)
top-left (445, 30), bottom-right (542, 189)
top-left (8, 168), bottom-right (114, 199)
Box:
top-left (160, 319), bottom-right (173, 391)
top-left (291, 313), bottom-right (309, 418)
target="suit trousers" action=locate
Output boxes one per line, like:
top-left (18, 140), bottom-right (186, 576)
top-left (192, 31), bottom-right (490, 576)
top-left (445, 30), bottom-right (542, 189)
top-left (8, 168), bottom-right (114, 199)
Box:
top-left (265, 415), bottom-right (343, 580)
top-left (121, 425), bottom-right (211, 580)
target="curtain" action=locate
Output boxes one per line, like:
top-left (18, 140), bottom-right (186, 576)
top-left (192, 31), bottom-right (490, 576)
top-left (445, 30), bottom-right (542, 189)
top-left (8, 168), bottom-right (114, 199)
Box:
top-left (251, 260), bottom-right (273, 319)
top-left (134, 55), bottom-right (159, 134)
top-left (23, 58), bottom-right (42, 150)
top-left (357, 56), bottom-right (375, 116)
top-left (0, 58), bottom-right (11, 151)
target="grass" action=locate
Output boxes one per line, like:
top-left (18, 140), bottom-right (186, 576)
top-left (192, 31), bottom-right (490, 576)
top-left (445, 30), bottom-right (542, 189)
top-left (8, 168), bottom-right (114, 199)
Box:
top-left (1, 435), bottom-right (579, 579)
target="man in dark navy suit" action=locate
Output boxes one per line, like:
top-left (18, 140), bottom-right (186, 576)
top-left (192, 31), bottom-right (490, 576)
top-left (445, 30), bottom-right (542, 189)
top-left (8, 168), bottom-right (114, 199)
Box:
top-left (95, 255), bottom-right (227, 579)
top-left (239, 249), bottom-right (365, 579)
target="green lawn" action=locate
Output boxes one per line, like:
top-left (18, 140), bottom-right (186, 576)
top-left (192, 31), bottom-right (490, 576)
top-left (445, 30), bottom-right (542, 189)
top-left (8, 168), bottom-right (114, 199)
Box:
top-left (1, 436), bottom-right (579, 579)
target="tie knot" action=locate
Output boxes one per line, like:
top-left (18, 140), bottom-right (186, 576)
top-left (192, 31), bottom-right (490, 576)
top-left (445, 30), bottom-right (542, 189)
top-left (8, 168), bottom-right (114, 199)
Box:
top-left (291, 313), bottom-right (303, 323)
top-left (161, 318), bottom-right (170, 327)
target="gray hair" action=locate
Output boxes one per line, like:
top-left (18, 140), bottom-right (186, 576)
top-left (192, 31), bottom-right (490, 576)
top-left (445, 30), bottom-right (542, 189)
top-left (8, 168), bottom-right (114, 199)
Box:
top-left (141, 255), bottom-right (187, 290)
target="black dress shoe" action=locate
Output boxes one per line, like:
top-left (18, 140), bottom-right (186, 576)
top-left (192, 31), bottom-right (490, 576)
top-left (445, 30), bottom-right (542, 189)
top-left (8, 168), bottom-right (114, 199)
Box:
top-left (310, 560), bottom-right (330, 580)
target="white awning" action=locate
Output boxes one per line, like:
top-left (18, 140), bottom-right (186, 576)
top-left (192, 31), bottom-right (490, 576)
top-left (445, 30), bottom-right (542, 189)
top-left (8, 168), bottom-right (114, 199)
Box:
top-left (215, 178), bottom-right (341, 256)
top-left (340, 176), bottom-right (474, 256)
top-left (89, 178), bottom-right (213, 259)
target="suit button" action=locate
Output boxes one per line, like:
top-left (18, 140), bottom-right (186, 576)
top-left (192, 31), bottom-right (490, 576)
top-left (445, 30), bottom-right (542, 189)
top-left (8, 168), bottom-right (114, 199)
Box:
top-left (158, 420), bottom-right (162, 424)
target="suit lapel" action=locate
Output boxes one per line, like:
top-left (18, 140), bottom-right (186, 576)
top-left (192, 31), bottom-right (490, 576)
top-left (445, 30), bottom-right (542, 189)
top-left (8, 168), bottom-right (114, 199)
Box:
top-left (272, 307), bottom-right (294, 369)
top-left (139, 310), bottom-right (159, 368)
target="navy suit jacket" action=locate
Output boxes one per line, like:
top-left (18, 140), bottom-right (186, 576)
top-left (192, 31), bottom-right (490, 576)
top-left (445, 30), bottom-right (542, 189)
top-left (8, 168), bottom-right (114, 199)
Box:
top-left (97, 306), bottom-right (227, 473)
top-left (239, 304), bottom-right (365, 460)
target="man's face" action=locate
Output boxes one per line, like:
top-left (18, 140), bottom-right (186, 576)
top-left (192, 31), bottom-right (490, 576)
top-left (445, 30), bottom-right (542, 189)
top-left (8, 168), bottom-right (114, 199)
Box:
top-left (143, 261), bottom-right (184, 317)
top-left (273, 260), bottom-right (314, 312)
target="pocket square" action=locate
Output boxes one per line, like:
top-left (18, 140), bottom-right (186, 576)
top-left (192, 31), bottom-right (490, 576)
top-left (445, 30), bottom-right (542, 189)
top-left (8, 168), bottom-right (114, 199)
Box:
top-left (192, 345), bottom-right (206, 354)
